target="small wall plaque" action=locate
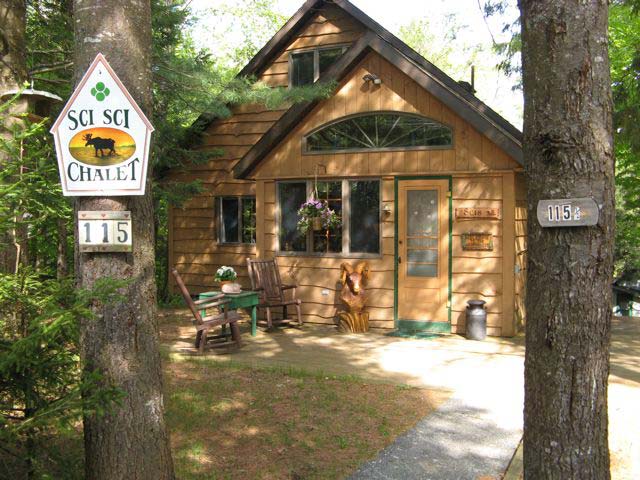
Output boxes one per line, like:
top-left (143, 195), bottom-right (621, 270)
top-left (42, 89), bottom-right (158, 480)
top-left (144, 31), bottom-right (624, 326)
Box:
top-left (455, 207), bottom-right (501, 220)
top-left (461, 232), bottom-right (494, 251)
top-left (78, 211), bottom-right (132, 252)
top-left (536, 198), bottom-right (599, 228)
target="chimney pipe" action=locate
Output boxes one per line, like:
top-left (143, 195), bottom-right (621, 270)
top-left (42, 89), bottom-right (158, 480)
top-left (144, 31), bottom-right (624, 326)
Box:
top-left (471, 65), bottom-right (475, 92)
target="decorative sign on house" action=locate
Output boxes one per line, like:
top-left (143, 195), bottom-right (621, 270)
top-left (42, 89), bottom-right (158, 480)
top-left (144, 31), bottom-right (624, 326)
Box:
top-left (536, 198), bottom-right (599, 227)
top-left (78, 211), bottom-right (132, 252)
top-left (50, 53), bottom-right (154, 196)
top-left (455, 207), bottom-right (501, 220)
top-left (461, 232), bottom-right (494, 251)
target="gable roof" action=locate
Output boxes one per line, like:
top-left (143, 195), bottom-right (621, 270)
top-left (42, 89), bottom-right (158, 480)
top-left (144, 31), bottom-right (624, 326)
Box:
top-left (229, 0), bottom-right (523, 178)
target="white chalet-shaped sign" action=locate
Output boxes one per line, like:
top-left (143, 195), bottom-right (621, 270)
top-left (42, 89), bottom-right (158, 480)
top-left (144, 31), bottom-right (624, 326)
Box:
top-left (51, 53), bottom-right (153, 196)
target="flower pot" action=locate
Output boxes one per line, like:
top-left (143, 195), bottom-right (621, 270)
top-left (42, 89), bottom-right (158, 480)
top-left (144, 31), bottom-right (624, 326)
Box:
top-left (221, 282), bottom-right (241, 294)
top-left (312, 217), bottom-right (323, 231)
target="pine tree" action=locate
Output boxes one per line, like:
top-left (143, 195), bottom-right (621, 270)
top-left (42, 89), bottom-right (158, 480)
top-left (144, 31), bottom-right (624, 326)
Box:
top-left (72, 0), bottom-right (175, 477)
top-left (520, 1), bottom-right (614, 478)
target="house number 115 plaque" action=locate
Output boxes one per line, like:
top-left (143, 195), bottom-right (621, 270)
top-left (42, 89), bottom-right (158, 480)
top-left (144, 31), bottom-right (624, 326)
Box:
top-left (78, 211), bottom-right (132, 252)
top-left (536, 198), bottom-right (599, 228)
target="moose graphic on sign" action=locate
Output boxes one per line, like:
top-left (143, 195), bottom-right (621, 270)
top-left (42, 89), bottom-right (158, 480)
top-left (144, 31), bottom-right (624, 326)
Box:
top-left (83, 133), bottom-right (117, 157)
top-left (69, 127), bottom-right (136, 166)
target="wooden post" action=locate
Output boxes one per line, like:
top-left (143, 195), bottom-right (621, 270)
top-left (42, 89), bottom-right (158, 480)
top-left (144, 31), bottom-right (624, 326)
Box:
top-left (502, 171), bottom-right (516, 336)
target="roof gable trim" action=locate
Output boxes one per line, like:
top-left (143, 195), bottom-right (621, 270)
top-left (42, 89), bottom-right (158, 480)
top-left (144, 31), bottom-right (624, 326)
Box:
top-left (233, 32), bottom-right (522, 179)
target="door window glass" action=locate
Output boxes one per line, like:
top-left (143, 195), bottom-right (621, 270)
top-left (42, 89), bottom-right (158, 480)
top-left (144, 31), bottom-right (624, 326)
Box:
top-left (406, 189), bottom-right (438, 277)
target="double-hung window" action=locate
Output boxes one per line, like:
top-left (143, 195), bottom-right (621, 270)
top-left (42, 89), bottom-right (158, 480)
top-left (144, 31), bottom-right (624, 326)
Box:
top-left (290, 45), bottom-right (348, 87)
top-left (277, 179), bottom-right (380, 255)
top-left (216, 197), bottom-right (256, 244)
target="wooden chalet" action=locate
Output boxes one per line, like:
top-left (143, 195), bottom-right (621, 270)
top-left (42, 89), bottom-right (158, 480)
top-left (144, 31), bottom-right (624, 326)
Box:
top-left (169, 0), bottom-right (527, 337)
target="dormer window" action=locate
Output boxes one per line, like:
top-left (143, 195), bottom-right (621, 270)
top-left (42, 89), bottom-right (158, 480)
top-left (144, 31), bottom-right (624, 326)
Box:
top-left (290, 46), bottom-right (347, 87)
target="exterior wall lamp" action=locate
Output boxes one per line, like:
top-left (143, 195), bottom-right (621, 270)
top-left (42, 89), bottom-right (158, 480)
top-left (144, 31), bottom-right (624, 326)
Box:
top-left (362, 73), bottom-right (382, 85)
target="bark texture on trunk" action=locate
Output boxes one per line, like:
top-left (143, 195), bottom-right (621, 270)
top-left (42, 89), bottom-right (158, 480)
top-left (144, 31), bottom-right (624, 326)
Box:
top-left (73, 0), bottom-right (174, 478)
top-left (0, 0), bottom-right (28, 274)
top-left (520, 1), bottom-right (614, 479)
top-left (0, 0), bottom-right (27, 90)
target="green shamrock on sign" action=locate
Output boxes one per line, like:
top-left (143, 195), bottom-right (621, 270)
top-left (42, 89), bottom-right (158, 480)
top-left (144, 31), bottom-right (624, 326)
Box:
top-left (91, 82), bottom-right (110, 101)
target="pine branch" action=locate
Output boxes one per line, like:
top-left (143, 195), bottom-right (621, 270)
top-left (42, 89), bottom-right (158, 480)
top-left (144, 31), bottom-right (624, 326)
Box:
top-left (29, 61), bottom-right (73, 75)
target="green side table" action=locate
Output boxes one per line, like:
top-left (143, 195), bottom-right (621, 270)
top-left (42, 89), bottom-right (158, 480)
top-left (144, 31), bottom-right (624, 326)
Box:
top-left (199, 290), bottom-right (260, 336)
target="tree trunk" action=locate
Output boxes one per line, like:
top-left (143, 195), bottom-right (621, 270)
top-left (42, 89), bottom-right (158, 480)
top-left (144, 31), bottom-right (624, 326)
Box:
top-left (72, 1), bottom-right (174, 478)
top-left (519, 1), bottom-right (614, 478)
top-left (0, 0), bottom-right (28, 273)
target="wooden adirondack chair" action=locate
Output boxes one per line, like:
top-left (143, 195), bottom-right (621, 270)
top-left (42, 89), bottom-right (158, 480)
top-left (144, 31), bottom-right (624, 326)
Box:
top-left (172, 268), bottom-right (242, 353)
top-left (246, 258), bottom-right (303, 328)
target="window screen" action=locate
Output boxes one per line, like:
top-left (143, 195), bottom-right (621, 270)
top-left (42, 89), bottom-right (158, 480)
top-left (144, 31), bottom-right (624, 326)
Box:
top-left (277, 180), bottom-right (380, 255)
top-left (318, 47), bottom-right (344, 76)
top-left (241, 198), bottom-right (256, 244)
top-left (312, 181), bottom-right (342, 253)
top-left (278, 183), bottom-right (307, 252)
top-left (290, 47), bottom-right (346, 87)
top-left (220, 198), bottom-right (239, 243)
top-left (291, 51), bottom-right (315, 87)
top-left (217, 197), bottom-right (256, 244)
top-left (349, 181), bottom-right (380, 253)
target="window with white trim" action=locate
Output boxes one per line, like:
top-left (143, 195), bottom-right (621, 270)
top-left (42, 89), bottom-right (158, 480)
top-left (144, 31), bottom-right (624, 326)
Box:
top-left (290, 45), bottom-right (348, 87)
top-left (277, 180), bottom-right (380, 255)
top-left (216, 196), bottom-right (256, 244)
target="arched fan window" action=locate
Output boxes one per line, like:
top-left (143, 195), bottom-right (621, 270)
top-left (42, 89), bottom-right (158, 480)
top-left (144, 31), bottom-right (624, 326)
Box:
top-left (304, 112), bottom-right (453, 153)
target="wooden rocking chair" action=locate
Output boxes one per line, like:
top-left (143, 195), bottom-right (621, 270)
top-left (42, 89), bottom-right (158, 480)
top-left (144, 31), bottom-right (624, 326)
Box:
top-left (246, 258), bottom-right (303, 329)
top-left (172, 268), bottom-right (242, 353)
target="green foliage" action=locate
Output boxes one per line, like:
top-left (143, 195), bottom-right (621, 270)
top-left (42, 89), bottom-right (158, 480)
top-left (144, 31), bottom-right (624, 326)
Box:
top-left (398, 15), bottom-right (484, 81)
top-left (0, 98), bottom-right (72, 275)
top-left (0, 271), bottom-right (125, 477)
top-left (610, 2), bottom-right (640, 277)
top-left (485, 1), bottom-right (640, 278)
top-left (204, 0), bottom-right (288, 72)
top-left (26, 0), bottom-right (75, 99)
top-left (0, 97), bottom-right (124, 476)
top-left (480, 1), bottom-right (521, 87)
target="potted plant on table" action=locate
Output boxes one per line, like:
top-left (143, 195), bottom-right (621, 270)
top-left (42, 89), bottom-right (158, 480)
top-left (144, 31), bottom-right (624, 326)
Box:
top-left (297, 199), bottom-right (341, 235)
top-left (215, 266), bottom-right (241, 294)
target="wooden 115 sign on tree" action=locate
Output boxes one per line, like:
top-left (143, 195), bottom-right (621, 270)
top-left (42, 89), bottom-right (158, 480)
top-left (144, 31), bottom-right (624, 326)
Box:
top-left (51, 53), bottom-right (153, 196)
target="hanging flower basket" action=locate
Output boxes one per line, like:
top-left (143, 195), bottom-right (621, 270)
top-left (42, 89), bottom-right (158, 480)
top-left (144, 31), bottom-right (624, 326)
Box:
top-left (297, 199), bottom-right (340, 235)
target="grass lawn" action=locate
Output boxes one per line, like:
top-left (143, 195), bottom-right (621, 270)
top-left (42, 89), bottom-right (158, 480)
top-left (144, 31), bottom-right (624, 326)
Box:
top-left (165, 355), bottom-right (449, 480)
top-left (1, 352), bottom-right (448, 479)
